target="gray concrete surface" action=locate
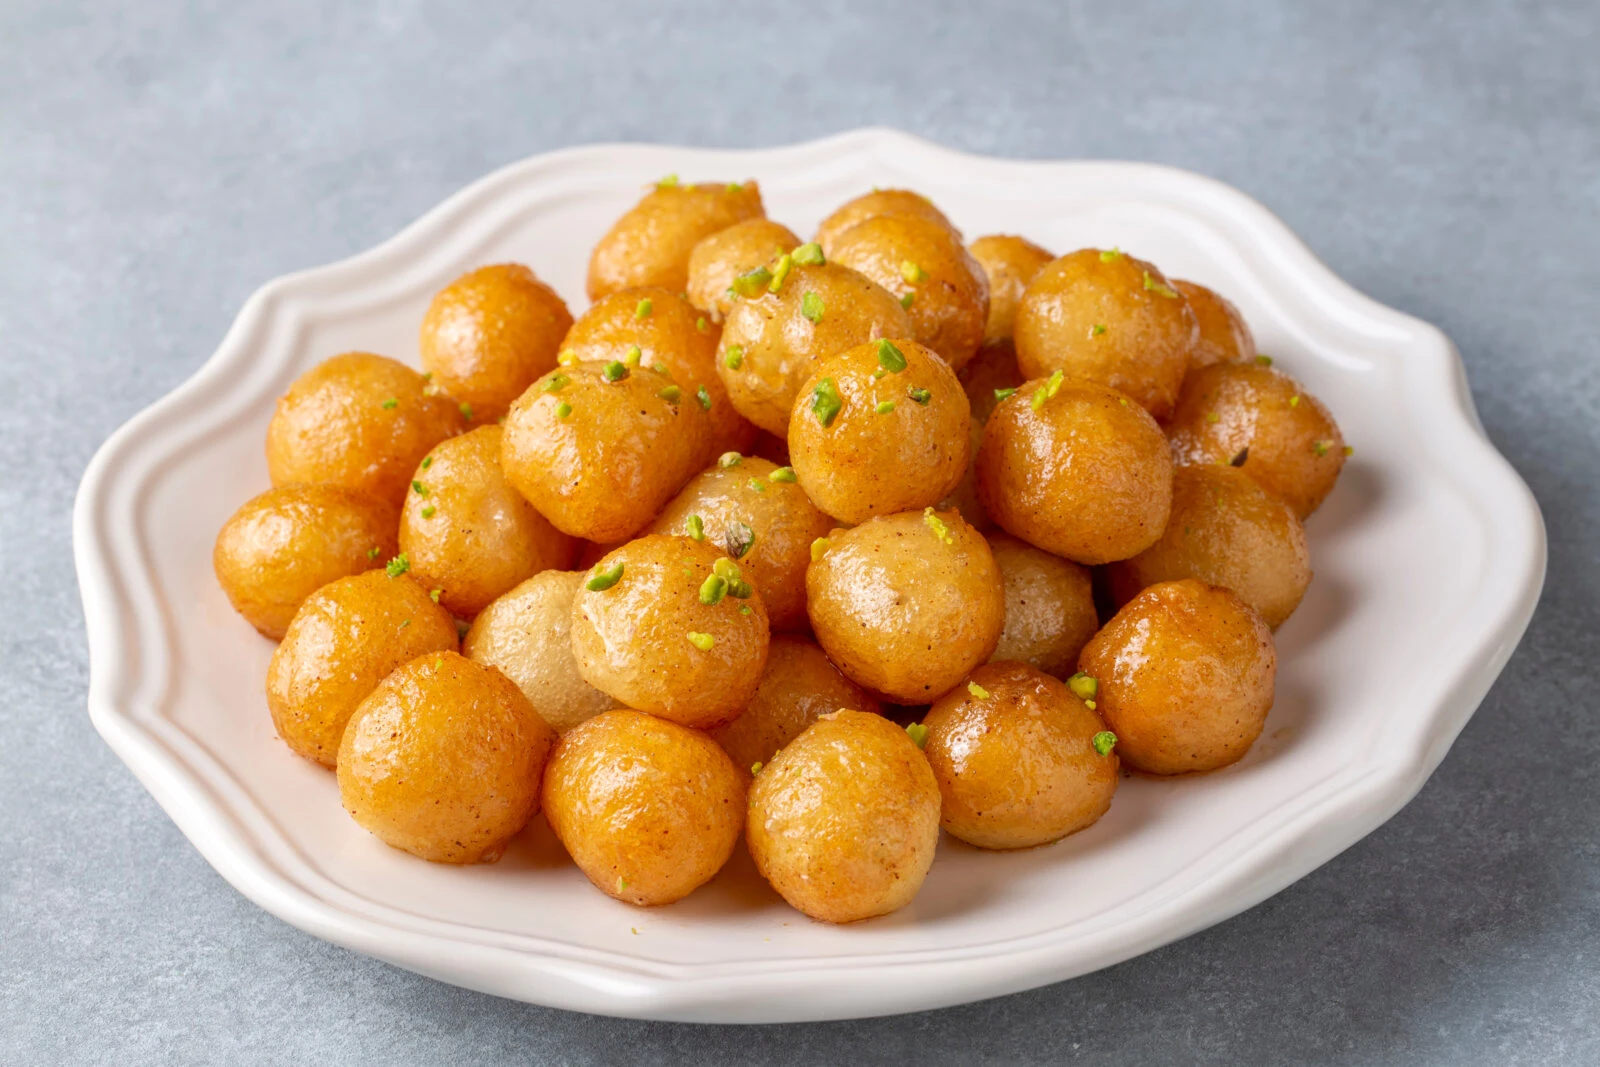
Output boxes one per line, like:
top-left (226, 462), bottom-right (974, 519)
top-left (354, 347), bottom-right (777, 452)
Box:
top-left (3, 1), bottom-right (1597, 1063)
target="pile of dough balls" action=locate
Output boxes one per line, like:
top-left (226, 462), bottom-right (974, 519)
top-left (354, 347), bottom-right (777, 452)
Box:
top-left (214, 175), bottom-right (1350, 924)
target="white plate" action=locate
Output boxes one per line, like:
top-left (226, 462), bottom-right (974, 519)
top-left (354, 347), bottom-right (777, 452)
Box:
top-left (73, 128), bottom-right (1546, 1023)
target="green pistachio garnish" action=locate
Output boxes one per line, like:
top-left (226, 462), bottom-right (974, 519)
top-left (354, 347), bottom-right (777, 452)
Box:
top-left (557, 349), bottom-right (578, 366)
top-left (725, 522), bottom-right (755, 559)
top-left (624, 345), bottom-right (642, 367)
top-left (1031, 387), bottom-right (1048, 412)
top-left (699, 574), bottom-right (728, 605)
top-left (725, 181), bottom-right (742, 193)
top-left (730, 266), bottom-right (772, 298)
top-left (1091, 323), bottom-right (1107, 337)
top-left (555, 401), bottom-right (572, 419)
top-left (1099, 247), bottom-right (1123, 262)
top-left (1092, 731), bottom-right (1117, 756)
top-left (381, 397), bottom-right (398, 410)
top-left (792, 242), bottom-right (825, 266)
top-left (412, 480), bottom-right (429, 497)
top-left (542, 373), bottom-right (569, 393)
top-left (1045, 370), bottom-right (1065, 398)
top-left (459, 402), bottom-right (474, 421)
top-left (586, 562), bottom-right (624, 591)
top-left (739, 604), bottom-right (752, 615)
top-left (366, 546), bottom-right (381, 560)
top-left (1068, 672), bottom-right (1098, 703)
top-left (810, 536), bottom-right (831, 561)
top-left (602, 361), bottom-right (628, 382)
top-left (696, 316), bottom-right (710, 332)
top-left (810, 377), bottom-right (842, 427)
top-left (994, 387), bottom-right (1018, 402)
top-left (908, 387), bottom-right (931, 405)
top-left (876, 400), bottom-right (896, 415)
top-left (657, 173), bottom-right (679, 188)
top-left (768, 253), bottom-right (793, 293)
top-left (748, 478), bottom-right (767, 492)
top-left (1288, 395), bottom-right (1301, 408)
top-left (750, 761), bottom-right (764, 775)
top-left (801, 291), bottom-right (825, 324)
top-left (724, 345), bottom-right (744, 370)
top-left (1313, 439), bottom-right (1333, 457)
top-left (905, 722), bottom-right (929, 748)
top-left (899, 260), bottom-right (928, 284)
top-left (385, 553), bottom-right (410, 578)
top-left (967, 681), bottom-right (991, 699)
top-left (1142, 272), bottom-right (1179, 298)
top-left (429, 587), bottom-right (442, 603)
top-left (900, 291), bottom-right (915, 309)
top-left (876, 339), bottom-right (908, 374)
top-left (923, 507), bottom-right (953, 545)
top-left (399, 618), bottom-right (411, 629)
top-left (658, 385), bottom-right (681, 403)
top-left (420, 505), bottom-right (436, 519)
top-left (696, 386), bottom-right (712, 411)
top-left (1256, 354), bottom-right (1273, 367)
top-left (687, 631), bottom-right (715, 651)
top-left (635, 298), bottom-right (653, 319)
top-left (421, 455), bottom-right (434, 469)
top-left (770, 466), bottom-right (797, 483)
top-left (712, 558), bottom-right (742, 582)
top-left (685, 514), bottom-right (705, 541)
top-left (718, 451), bottom-right (743, 469)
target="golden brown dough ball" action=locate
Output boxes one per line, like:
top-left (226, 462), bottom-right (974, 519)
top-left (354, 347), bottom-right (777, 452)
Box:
top-left (1107, 464), bottom-right (1311, 629)
top-left (788, 338), bottom-right (971, 524)
top-left (1173, 280), bottom-right (1256, 369)
top-left (921, 662), bottom-right (1118, 849)
top-left (266, 570), bottom-right (457, 767)
top-left (500, 361), bottom-right (710, 543)
top-left (1166, 361), bottom-right (1347, 519)
top-left (710, 634), bottom-right (882, 771)
top-left (543, 709), bottom-right (745, 906)
top-left (338, 651), bottom-right (554, 863)
top-left (463, 571), bottom-right (614, 734)
top-left (646, 454), bottom-right (833, 632)
top-left (1078, 579), bottom-right (1276, 775)
top-left (1013, 249), bottom-right (1197, 419)
top-left (587, 178), bottom-right (765, 301)
top-left (976, 376), bottom-right (1173, 565)
top-left (987, 533), bottom-right (1099, 678)
top-left (265, 352), bottom-right (465, 506)
top-left (570, 535), bottom-right (770, 728)
top-left (715, 260), bottom-right (910, 435)
top-left (398, 426), bottom-right (576, 618)
top-left (968, 235), bottom-right (1053, 344)
top-left (559, 286), bottom-right (754, 459)
top-left (419, 263), bottom-right (573, 423)
top-left (828, 215), bottom-right (990, 371)
top-left (687, 219), bottom-right (801, 321)
top-left (807, 507), bottom-right (1004, 703)
top-left (213, 484), bottom-right (397, 640)
top-left (747, 710), bottom-right (940, 923)
top-left (813, 188), bottom-right (958, 255)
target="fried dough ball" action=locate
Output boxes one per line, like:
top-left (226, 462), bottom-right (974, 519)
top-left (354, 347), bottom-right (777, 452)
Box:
top-left (789, 339), bottom-right (970, 524)
top-left (265, 352), bottom-right (465, 506)
top-left (570, 535), bottom-right (770, 728)
top-left (715, 260), bottom-right (910, 435)
top-left (1107, 464), bottom-right (1311, 629)
top-left (213, 484), bottom-right (398, 640)
top-left (807, 507), bottom-right (1004, 703)
top-left (969, 235), bottom-right (1053, 344)
top-left (921, 662), bottom-right (1118, 849)
top-left (987, 533), bottom-right (1099, 678)
top-left (687, 219), bottom-right (801, 321)
top-left (1013, 249), bottom-right (1197, 419)
top-left (337, 651), bottom-right (554, 863)
top-left (462, 571), bottom-right (614, 734)
top-left (1173, 280), bottom-right (1255, 369)
top-left (542, 709), bottom-right (745, 906)
top-left (710, 634), bottom-right (882, 770)
top-left (1079, 579), bottom-right (1276, 775)
top-left (828, 215), bottom-right (990, 371)
top-left (558, 286), bottom-right (755, 458)
top-left (814, 188), bottom-right (958, 255)
top-left (265, 571), bottom-right (457, 767)
top-left (500, 361), bottom-right (710, 543)
top-left (1166, 361), bottom-right (1347, 518)
top-left (419, 263), bottom-right (573, 422)
top-left (976, 376), bottom-right (1173, 564)
top-left (747, 710), bottom-right (940, 923)
top-left (398, 426), bottom-right (576, 618)
top-left (646, 455), bottom-right (833, 631)
top-left (587, 178), bottom-right (765, 300)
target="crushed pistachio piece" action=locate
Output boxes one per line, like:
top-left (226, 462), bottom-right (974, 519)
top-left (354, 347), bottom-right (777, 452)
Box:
top-left (908, 387), bottom-right (931, 405)
top-left (751, 761), bottom-right (764, 775)
top-left (748, 477), bottom-right (767, 493)
top-left (967, 681), bottom-right (990, 700)
top-left (900, 291), bottom-right (915, 309)
top-left (687, 631), bottom-right (716, 652)
top-left (1100, 247), bottom-right (1123, 262)
top-left (459, 402), bottom-right (474, 421)
top-left (994, 386), bottom-right (1018, 402)
top-left (801, 291), bottom-right (825, 324)
top-left (555, 401), bottom-right (572, 419)
top-left (810, 377), bottom-right (842, 427)
top-left (381, 397), bottom-right (398, 410)
top-left (696, 316), bottom-right (710, 332)
top-left (1093, 731), bottom-right (1118, 756)
top-left (699, 574), bottom-right (728, 605)
top-left (624, 345), bottom-right (642, 367)
top-left (768, 253), bottom-right (793, 293)
top-left (685, 514), bottom-right (705, 541)
top-left (635, 298), bottom-right (653, 319)
top-left (429, 587), bottom-right (442, 603)
top-left (725, 522), bottom-right (755, 559)
top-left (718, 451), bottom-right (743, 469)
top-left (1091, 323), bottom-right (1107, 337)
top-left (1031, 386), bottom-right (1048, 412)
top-left (657, 385), bottom-right (681, 403)
top-left (905, 722), bottom-right (929, 748)
top-left (739, 604), bottom-right (752, 615)
top-left (399, 618), bottom-right (411, 630)
top-left (557, 349), bottom-right (578, 366)
top-left (1068, 672), bottom-right (1099, 702)
top-left (730, 266), bottom-right (773, 298)
top-left (1143, 271), bottom-right (1179, 299)
top-left (1289, 395), bottom-right (1301, 407)
top-left (586, 562), bottom-right (624, 591)
top-left (366, 546), bottom-right (381, 560)
top-left (876, 339), bottom-right (908, 374)
top-left (412, 480), bottom-right (429, 497)
top-left (543, 373), bottom-right (569, 394)
top-left (696, 386), bottom-right (712, 410)
top-left (791, 242), bottom-right (825, 266)
top-left (1313, 439), bottom-right (1333, 457)
top-left (724, 345), bottom-right (744, 370)
top-left (899, 260), bottom-right (929, 284)
top-left (770, 466), bottom-right (797, 483)
top-left (1256, 354), bottom-right (1273, 367)
top-left (923, 507), bottom-right (953, 545)
top-left (385, 553), bottom-right (410, 578)
top-left (1045, 369), bottom-right (1065, 398)
top-left (601, 360), bottom-right (628, 383)
top-left (420, 505), bottom-right (436, 519)
top-left (876, 400), bottom-right (896, 415)
top-left (810, 536), bottom-right (831, 561)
